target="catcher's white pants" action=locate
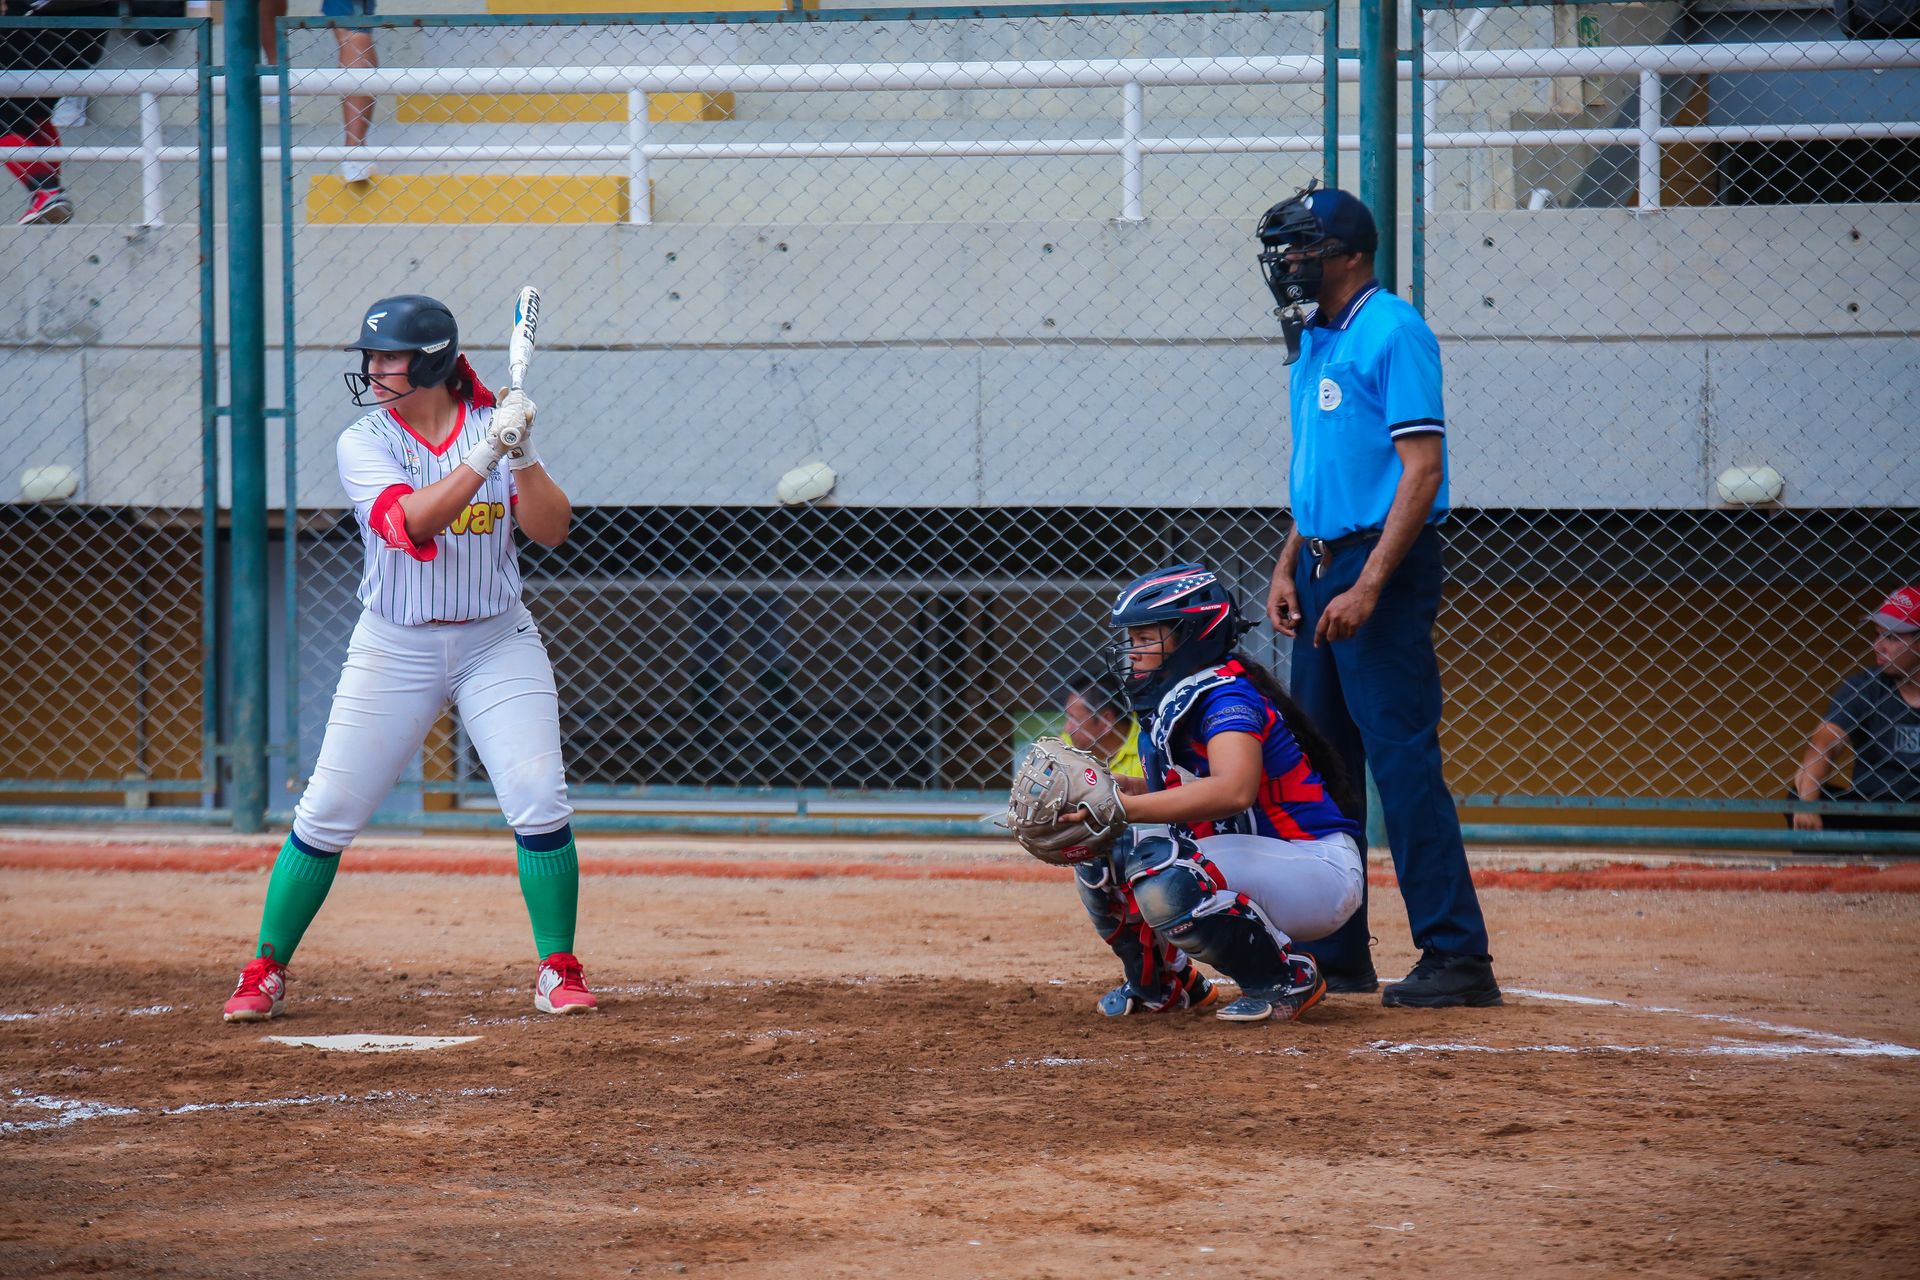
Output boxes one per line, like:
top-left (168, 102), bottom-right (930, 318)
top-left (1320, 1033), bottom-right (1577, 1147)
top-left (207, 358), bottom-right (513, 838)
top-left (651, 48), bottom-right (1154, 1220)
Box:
top-left (1196, 831), bottom-right (1365, 944)
top-left (291, 605), bottom-right (573, 851)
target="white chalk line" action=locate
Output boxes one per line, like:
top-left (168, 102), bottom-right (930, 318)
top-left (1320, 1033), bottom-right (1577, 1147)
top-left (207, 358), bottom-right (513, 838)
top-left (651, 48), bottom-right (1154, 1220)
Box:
top-left (1, 1091), bottom-right (140, 1133)
top-left (1359, 986), bottom-right (1920, 1060)
top-left (3, 1084), bottom-right (509, 1136)
top-left (1360, 1040), bottom-right (1912, 1059)
top-left (1510, 986), bottom-right (1920, 1057)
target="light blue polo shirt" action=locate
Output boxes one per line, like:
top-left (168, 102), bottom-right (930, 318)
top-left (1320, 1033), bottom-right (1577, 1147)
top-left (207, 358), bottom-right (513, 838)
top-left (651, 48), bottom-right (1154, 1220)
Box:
top-left (1287, 281), bottom-right (1450, 541)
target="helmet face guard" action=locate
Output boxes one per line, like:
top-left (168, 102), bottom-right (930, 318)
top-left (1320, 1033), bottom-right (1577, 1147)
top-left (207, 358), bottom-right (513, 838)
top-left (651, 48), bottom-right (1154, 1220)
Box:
top-left (1256, 179), bottom-right (1342, 314)
top-left (1105, 564), bottom-right (1255, 714)
top-left (343, 295), bottom-right (459, 408)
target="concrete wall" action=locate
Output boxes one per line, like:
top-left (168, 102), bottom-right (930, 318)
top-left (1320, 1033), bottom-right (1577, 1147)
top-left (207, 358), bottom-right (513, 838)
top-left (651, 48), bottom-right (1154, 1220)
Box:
top-left (4, 203), bottom-right (1914, 511)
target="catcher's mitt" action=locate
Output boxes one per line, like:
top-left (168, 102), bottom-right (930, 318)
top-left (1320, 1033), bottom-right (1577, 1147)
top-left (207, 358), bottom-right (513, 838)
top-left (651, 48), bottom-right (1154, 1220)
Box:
top-left (1004, 737), bottom-right (1129, 865)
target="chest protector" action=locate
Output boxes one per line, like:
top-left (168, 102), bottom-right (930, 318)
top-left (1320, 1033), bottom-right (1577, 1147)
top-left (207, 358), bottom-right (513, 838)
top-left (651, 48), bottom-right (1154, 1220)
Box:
top-left (1141, 660), bottom-right (1258, 838)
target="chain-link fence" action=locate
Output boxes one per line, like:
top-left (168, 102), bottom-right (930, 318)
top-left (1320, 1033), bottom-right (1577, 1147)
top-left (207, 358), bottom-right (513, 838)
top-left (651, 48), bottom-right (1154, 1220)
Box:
top-left (272, 5), bottom-right (1340, 820)
top-left (7, 2), bottom-right (1914, 844)
top-left (0, 9), bottom-right (215, 814)
top-left (1412, 0), bottom-right (1920, 831)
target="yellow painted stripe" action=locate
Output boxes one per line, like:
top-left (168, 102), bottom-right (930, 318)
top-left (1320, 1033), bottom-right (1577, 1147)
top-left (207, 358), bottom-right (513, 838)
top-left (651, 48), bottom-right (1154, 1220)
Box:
top-left (394, 91), bottom-right (734, 124)
top-left (307, 175), bottom-right (642, 224)
top-left (396, 93), bottom-right (627, 124)
top-left (647, 91), bottom-right (733, 122)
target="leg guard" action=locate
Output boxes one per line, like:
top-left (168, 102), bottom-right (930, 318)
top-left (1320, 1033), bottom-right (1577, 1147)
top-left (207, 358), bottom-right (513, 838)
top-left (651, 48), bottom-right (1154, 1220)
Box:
top-left (1122, 830), bottom-right (1292, 992)
top-left (1074, 834), bottom-right (1206, 1014)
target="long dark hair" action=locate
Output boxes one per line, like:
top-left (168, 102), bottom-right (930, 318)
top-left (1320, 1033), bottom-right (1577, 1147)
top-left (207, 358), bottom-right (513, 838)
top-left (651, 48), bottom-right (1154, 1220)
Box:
top-left (1229, 652), bottom-right (1361, 821)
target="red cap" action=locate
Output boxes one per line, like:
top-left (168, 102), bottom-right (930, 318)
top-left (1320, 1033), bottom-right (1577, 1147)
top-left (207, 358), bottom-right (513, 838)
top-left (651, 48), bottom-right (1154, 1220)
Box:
top-left (1869, 586), bottom-right (1920, 634)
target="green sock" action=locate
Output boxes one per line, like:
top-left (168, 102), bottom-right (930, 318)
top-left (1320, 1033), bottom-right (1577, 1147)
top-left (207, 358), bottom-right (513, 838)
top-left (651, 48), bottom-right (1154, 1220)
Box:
top-left (255, 835), bottom-right (340, 964)
top-left (517, 834), bottom-right (579, 959)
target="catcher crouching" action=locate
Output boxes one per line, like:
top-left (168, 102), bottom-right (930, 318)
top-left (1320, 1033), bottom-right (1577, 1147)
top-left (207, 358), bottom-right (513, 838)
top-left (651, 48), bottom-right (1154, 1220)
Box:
top-left (1006, 564), bottom-right (1364, 1023)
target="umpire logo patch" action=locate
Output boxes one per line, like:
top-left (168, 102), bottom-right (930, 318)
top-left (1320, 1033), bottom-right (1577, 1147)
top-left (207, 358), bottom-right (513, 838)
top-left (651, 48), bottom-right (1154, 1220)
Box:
top-left (1319, 377), bottom-right (1342, 411)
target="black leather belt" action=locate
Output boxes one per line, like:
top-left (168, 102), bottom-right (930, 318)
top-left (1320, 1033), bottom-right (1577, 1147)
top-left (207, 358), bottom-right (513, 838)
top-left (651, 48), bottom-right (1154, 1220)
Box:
top-left (1305, 528), bottom-right (1381, 579)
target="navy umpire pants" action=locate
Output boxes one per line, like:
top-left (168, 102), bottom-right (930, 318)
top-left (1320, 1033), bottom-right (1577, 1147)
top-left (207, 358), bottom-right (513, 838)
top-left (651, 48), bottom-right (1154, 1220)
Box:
top-left (1290, 525), bottom-right (1490, 971)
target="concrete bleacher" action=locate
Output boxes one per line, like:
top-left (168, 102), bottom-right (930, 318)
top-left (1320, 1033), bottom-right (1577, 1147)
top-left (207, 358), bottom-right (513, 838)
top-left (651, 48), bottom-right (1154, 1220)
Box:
top-left (23, 1), bottom-right (1332, 228)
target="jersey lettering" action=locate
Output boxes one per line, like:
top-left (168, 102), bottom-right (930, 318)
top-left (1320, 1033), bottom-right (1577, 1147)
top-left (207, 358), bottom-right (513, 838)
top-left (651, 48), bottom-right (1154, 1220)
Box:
top-left (449, 501), bottom-right (506, 536)
top-left (337, 402), bottom-right (528, 625)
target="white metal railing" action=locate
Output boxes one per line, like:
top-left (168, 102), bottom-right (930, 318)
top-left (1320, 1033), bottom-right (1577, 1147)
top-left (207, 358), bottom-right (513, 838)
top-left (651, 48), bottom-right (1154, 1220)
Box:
top-left (2, 38), bottom-right (1916, 226)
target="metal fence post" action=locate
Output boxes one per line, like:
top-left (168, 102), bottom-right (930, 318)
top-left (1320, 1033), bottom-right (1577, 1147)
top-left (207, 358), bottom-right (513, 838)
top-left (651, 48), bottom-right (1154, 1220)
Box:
top-left (1120, 80), bottom-right (1144, 221)
top-left (199, 17), bottom-right (221, 813)
top-left (1637, 67), bottom-right (1662, 211)
top-left (225, 0), bottom-right (269, 833)
top-left (138, 92), bottom-right (163, 226)
top-left (1358, 0), bottom-right (1397, 289)
top-left (628, 89), bottom-right (651, 226)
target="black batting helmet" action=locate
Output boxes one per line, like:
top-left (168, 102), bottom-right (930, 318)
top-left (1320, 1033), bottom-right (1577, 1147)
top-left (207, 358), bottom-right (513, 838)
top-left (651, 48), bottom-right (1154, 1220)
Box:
top-left (1104, 563), bottom-right (1257, 713)
top-left (344, 295), bottom-right (460, 407)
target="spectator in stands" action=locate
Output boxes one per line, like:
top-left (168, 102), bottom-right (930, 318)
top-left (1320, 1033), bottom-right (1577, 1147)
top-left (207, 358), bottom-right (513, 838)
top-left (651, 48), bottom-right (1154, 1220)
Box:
top-left (259, 0), bottom-right (377, 182)
top-left (2, 0), bottom-right (116, 224)
top-left (1790, 585), bottom-right (1920, 837)
top-left (1062, 674), bottom-right (1144, 780)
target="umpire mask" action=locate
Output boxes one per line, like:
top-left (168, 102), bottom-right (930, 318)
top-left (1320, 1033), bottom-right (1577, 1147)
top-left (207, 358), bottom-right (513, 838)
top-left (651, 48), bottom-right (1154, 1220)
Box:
top-left (1257, 181), bottom-right (1377, 365)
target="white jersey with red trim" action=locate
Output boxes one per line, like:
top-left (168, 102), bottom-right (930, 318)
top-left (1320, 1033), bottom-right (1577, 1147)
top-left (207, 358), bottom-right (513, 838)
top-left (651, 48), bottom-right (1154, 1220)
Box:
top-left (336, 401), bottom-right (523, 626)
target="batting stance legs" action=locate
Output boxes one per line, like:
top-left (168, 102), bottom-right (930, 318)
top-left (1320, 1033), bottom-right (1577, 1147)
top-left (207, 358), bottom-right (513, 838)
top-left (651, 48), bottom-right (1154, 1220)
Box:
top-left (247, 605), bottom-right (579, 976)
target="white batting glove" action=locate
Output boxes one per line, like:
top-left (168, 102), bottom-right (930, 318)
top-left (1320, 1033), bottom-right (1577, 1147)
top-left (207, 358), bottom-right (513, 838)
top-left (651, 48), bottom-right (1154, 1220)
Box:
top-left (461, 436), bottom-right (504, 479)
top-left (491, 391), bottom-right (535, 451)
top-left (490, 391), bottom-right (542, 471)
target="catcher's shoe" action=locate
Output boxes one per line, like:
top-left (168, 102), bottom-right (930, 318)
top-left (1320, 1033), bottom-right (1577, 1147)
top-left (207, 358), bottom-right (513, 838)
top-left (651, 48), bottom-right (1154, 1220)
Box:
top-left (1217, 952), bottom-right (1326, 1024)
top-left (222, 956), bottom-right (287, 1023)
top-left (534, 952), bottom-right (597, 1014)
top-left (1381, 949), bottom-right (1502, 1009)
top-left (1097, 972), bottom-right (1219, 1017)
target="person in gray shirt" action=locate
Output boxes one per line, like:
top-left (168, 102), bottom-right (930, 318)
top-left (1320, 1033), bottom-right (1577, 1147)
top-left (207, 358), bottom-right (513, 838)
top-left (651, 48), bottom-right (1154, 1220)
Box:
top-left (1791, 585), bottom-right (1920, 836)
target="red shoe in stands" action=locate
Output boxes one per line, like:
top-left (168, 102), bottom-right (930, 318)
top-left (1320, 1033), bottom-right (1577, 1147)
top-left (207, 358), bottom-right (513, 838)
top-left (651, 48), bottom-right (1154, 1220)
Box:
top-left (18, 189), bottom-right (73, 225)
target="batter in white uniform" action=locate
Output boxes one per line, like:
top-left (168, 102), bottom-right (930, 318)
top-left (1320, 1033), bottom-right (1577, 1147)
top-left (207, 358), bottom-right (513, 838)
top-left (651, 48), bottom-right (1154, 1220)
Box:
top-left (222, 294), bottom-right (596, 1022)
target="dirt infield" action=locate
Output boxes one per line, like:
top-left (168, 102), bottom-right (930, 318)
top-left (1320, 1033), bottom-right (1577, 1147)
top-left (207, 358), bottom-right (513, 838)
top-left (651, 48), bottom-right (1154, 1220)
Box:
top-left (3, 834), bottom-right (1918, 1278)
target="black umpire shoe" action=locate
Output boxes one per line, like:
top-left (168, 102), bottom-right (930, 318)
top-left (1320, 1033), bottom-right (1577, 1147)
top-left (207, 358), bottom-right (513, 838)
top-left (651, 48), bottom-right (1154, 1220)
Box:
top-left (1321, 964), bottom-right (1380, 995)
top-left (1381, 950), bottom-right (1503, 1008)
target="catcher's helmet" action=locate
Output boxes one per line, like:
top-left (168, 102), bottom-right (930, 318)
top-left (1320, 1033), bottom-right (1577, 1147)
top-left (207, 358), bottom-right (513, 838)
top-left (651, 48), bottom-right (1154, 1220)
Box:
top-left (344, 294), bottom-right (460, 407)
top-left (1256, 181), bottom-right (1378, 314)
top-left (1105, 563), bottom-right (1256, 713)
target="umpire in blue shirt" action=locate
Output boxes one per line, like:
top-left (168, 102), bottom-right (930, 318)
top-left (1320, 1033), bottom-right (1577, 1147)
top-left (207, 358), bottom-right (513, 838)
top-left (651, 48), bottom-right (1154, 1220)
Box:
top-left (1256, 182), bottom-right (1499, 1008)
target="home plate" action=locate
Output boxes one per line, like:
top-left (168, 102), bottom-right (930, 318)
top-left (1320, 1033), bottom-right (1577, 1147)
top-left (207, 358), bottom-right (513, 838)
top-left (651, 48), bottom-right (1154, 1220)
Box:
top-left (265, 1034), bottom-right (480, 1053)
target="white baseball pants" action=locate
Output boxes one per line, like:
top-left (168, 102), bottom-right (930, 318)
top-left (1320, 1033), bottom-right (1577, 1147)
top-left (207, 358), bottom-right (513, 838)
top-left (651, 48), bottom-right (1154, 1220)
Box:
top-left (291, 604), bottom-right (573, 851)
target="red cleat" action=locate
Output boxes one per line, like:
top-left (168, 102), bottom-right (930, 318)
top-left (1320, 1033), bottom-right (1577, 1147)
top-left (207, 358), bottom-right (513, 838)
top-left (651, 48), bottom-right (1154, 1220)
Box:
top-left (534, 952), bottom-right (596, 1015)
top-left (222, 956), bottom-right (287, 1023)
top-left (18, 189), bottom-right (73, 225)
